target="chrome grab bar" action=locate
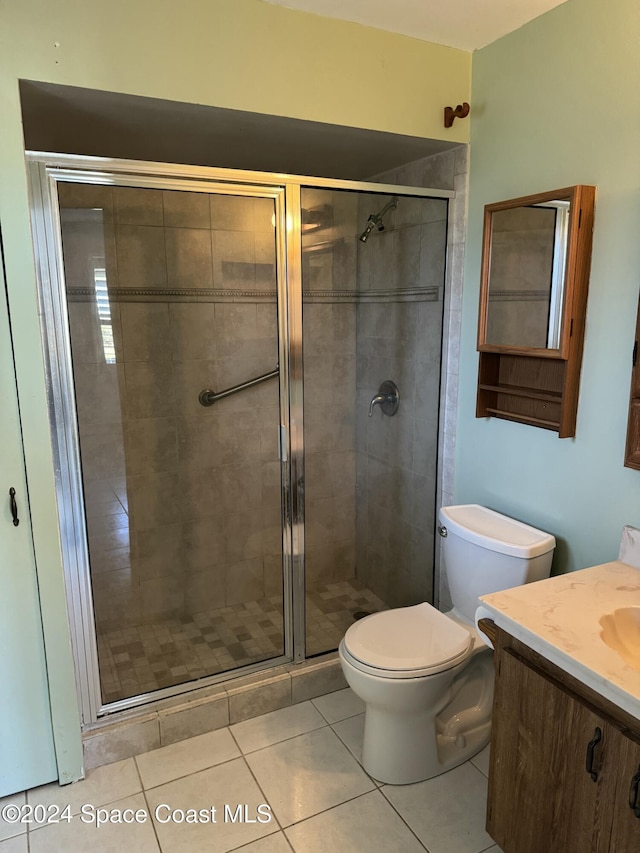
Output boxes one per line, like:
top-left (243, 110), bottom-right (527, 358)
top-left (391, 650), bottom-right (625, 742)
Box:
top-left (199, 366), bottom-right (279, 407)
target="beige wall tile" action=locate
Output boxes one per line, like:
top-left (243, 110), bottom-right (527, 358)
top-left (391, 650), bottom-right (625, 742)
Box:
top-left (139, 573), bottom-right (184, 621)
top-left (178, 465), bottom-right (227, 523)
top-left (162, 190), bottom-right (210, 228)
top-left (255, 231), bottom-right (276, 266)
top-left (165, 227), bottom-right (213, 290)
top-left (223, 514), bottom-right (264, 566)
top-left (183, 566), bottom-right (226, 615)
top-left (115, 186), bottom-right (164, 226)
top-left (213, 231), bottom-right (256, 289)
top-left (228, 673), bottom-right (291, 724)
top-left (132, 523), bottom-right (182, 581)
top-left (210, 194), bottom-right (255, 231)
top-left (59, 182), bottom-right (114, 212)
top-left (264, 554), bottom-right (283, 598)
top-left (172, 359), bottom-right (218, 417)
top-left (181, 519), bottom-right (226, 572)
top-left (74, 362), bottom-right (125, 427)
top-left (120, 303), bottom-right (171, 362)
top-left (124, 361), bottom-right (174, 420)
top-left (60, 218), bottom-right (110, 289)
top-left (79, 425), bottom-right (127, 481)
top-left (305, 452), bottom-right (333, 501)
top-left (290, 660), bottom-right (347, 704)
top-left (214, 302), bottom-right (257, 344)
top-left (116, 224), bottom-right (167, 289)
top-left (127, 472), bottom-right (180, 531)
top-left (91, 567), bottom-right (140, 630)
top-left (226, 557), bottom-right (264, 606)
top-left (262, 506), bottom-right (282, 558)
top-left (176, 414), bottom-right (220, 470)
top-left (124, 417), bottom-right (177, 476)
top-left (83, 716), bottom-right (160, 770)
top-left (215, 407), bottom-right (262, 466)
top-left (169, 302), bottom-right (216, 361)
top-left (158, 691), bottom-right (229, 745)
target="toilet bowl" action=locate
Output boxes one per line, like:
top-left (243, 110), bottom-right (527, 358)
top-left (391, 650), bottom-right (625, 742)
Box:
top-left (339, 504), bottom-right (555, 785)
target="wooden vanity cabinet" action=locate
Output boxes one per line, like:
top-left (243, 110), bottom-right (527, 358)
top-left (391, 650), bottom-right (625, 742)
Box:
top-left (484, 623), bottom-right (640, 853)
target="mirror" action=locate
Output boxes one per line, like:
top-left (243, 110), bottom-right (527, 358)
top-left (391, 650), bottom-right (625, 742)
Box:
top-left (478, 186), bottom-right (587, 356)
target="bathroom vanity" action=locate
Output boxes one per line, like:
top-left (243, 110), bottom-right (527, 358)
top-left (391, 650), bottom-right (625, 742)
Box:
top-left (478, 561), bottom-right (640, 853)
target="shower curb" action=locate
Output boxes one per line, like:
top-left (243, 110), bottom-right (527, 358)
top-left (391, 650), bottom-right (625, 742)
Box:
top-left (81, 653), bottom-right (346, 772)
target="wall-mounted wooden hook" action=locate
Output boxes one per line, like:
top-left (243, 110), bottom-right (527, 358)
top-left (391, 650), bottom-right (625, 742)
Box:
top-left (444, 102), bottom-right (470, 128)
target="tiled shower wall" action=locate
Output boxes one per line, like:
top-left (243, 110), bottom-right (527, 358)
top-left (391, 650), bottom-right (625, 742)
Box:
top-left (362, 146), bottom-right (468, 610)
top-left (354, 191), bottom-right (448, 608)
top-left (59, 183), bottom-right (283, 632)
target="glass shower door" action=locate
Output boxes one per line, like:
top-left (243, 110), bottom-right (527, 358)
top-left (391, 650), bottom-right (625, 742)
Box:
top-left (54, 177), bottom-right (289, 707)
top-left (300, 185), bottom-right (448, 656)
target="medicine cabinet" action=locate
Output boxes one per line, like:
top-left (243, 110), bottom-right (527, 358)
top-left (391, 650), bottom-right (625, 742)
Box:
top-left (476, 185), bottom-right (596, 437)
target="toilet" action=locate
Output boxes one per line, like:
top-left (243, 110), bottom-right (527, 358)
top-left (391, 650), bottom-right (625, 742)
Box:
top-left (339, 504), bottom-right (556, 785)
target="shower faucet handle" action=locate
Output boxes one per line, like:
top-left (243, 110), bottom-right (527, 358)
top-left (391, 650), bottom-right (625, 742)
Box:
top-left (368, 380), bottom-right (399, 418)
top-left (368, 393), bottom-right (388, 417)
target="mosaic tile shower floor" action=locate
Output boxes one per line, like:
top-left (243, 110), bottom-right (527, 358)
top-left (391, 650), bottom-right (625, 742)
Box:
top-left (97, 580), bottom-right (388, 704)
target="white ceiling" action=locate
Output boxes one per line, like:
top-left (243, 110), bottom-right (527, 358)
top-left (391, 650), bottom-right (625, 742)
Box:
top-left (262, 0), bottom-right (568, 51)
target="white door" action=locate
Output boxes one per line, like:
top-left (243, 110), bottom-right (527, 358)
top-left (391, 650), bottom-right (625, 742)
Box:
top-left (0, 238), bottom-right (57, 796)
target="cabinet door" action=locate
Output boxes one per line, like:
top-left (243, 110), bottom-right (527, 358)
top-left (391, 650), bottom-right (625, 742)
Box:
top-left (0, 240), bottom-right (57, 795)
top-left (601, 728), bottom-right (640, 850)
top-left (488, 649), bottom-right (605, 853)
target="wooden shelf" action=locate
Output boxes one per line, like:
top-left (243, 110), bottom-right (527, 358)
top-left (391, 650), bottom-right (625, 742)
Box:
top-left (479, 383), bottom-right (562, 403)
top-left (485, 408), bottom-right (560, 430)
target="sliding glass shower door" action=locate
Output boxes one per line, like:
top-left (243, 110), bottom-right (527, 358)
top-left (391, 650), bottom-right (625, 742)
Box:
top-left (42, 173), bottom-right (291, 710)
top-left (30, 155), bottom-right (452, 720)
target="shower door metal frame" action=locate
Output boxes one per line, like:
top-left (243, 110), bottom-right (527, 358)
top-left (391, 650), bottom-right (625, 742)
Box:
top-left (27, 151), bottom-right (454, 725)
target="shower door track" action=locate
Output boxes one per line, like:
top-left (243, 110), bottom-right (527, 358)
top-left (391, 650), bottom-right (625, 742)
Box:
top-left (27, 151), bottom-right (453, 725)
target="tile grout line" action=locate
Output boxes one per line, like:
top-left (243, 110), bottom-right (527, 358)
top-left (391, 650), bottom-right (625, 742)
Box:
top-left (139, 791), bottom-right (163, 852)
top-left (233, 742), bottom-right (287, 842)
top-left (376, 785), bottom-right (432, 852)
top-left (140, 751), bottom-right (242, 793)
top-left (229, 722), bottom-right (329, 758)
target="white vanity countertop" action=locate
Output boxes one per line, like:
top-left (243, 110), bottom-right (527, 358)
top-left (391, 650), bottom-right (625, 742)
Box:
top-left (478, 560), bottom-right (640, 721)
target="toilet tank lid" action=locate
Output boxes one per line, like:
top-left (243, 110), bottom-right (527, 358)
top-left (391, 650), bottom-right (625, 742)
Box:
top-left (439, 504), bottom-right (556, 558)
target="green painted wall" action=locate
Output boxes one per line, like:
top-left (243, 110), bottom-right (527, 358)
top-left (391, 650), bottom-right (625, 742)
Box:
top-left (456, 0), bottom-right (640, 572)
top-left (0, 0), bottom-right (470, 141)
top-left (0, 0), bottom-right (469, 781)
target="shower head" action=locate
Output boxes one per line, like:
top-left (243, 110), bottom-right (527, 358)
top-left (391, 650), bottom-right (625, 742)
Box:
top-left (359, 217), bottom-right (378, 243)
top-left (359, 197), bottom-right (399, 243)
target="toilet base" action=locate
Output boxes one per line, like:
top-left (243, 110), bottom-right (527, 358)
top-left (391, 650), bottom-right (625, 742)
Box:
top-left (340, 642), bottom-right (494, 785)
top-left (363, 707), bottom-right (491, 785)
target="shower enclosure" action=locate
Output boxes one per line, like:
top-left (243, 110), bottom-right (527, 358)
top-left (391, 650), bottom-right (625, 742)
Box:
top-left (28, 155), bottom-right (449, 722)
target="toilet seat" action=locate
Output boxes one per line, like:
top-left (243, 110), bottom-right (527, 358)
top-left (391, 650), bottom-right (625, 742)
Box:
top-left (341, 603), bottom-right (473, 679)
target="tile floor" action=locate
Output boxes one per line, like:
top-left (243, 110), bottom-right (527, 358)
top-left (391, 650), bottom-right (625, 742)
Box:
top-left (0, 688), bottom-right (503, 853)
top-left (98, 582), bottom-right (388, 704)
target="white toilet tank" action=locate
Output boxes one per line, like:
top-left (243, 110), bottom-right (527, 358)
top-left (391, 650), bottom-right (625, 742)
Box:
top-left (439, 505), bottom-right (556, 623)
